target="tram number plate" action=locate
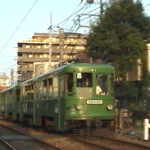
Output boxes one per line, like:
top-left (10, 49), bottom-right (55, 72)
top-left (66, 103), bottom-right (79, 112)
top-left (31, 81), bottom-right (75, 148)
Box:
top-left (87, 100), bottom-right (103, 104)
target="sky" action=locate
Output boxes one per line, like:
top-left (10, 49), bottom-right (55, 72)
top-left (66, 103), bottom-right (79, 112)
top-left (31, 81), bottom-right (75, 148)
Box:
top-left (0, 0), bottom-right (150, 77)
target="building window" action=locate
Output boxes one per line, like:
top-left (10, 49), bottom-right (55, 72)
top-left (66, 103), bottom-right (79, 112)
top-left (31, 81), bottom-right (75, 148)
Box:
top-left (26, 45), bottom-right (30, 48)
top-left (44, 54), bottom-right (48, 58)
top-left (43, 45), bottom-right (49, 49)
top-left (43, 80), bottom-right (47, 87)
top-left (29, 54), bottom-right (33, 58)
top-left (37, 45), bottom-right (41, 49)
top-left (39, 55), bottom-right (43, 58)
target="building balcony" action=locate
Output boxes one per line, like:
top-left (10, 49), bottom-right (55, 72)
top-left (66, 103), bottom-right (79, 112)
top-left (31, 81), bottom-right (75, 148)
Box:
top-left (18, 48), bottom-right (86, 56)
top-left (17, 57), bottom-right (59, 65)
top-left (18, 48), bottom-right (49, 54)
top-left (17, 57), bottom-right (48, 64)
top-left (17, 66), bottom-right (21, 74)
top-left (17, 73), bottom-right (32, 82)
top-left (17, 66), bottom-right (33, 74)
top-left (63, 48), bottom-right (85, 54)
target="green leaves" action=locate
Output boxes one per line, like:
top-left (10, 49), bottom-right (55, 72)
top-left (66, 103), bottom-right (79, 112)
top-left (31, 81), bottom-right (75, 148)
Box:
top-left (87, 0), bottom-right (150, 77)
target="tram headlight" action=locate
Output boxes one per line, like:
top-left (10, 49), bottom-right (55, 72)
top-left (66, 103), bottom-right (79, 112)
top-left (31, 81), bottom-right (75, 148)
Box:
top-left (76, 104), bottom-right (83, 110)
top-left (107, 104), bottom-right (113, 110)
top-left (72, 107), bottom-right (76, 112)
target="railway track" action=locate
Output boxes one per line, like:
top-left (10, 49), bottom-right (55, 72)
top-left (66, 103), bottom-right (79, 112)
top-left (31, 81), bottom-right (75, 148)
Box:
top-left (71, 129), bottom-right (150, 150)
top-left (0, 124), bottom-right (62, 150)
top-left (0, 123), bottom-right (103, 150)
top-left (0, 138), bottom-right (17, 150)
top-left (0, 120), bottom-right (117, 150)
top-left (1, 119), bottom-right (150, 150)
top-left (71, 134), bottom-right (150, 150)
top-left (70, 137), bottom-right (115, 150)
top-left (96, 135), bottom-right (150, 150)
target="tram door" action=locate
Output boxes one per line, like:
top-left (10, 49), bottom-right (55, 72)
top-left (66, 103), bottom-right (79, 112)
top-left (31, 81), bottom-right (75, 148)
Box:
top-left (59, 75), bottom-right (65, 129)
top-left (60, 75), bottom-right (64, 98)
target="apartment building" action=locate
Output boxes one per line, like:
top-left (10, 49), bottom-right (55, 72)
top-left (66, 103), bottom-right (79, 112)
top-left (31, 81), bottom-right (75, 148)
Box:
top-left (17, 32), bottom-right (87, 82)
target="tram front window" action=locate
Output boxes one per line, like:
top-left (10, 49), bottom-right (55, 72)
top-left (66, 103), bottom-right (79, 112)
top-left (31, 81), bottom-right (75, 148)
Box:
top-left (96, 74), bottom-right (108, 95)
top-left (76, 73), bottom-right (92, 98)
top-left (77, 73), bottom-right (92, 87)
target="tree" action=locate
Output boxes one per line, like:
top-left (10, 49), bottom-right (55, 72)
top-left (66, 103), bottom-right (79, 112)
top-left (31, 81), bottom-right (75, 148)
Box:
top-left (87, 0), bottom-right (150, 77)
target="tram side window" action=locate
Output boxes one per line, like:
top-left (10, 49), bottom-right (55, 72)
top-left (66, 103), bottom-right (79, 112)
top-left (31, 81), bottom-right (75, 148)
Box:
top-left (43, 80), bottom-right (47, 87)
top-left (16, 89), bottom-right (20, 102)
top-left (53, 77), bottom-right (58, 97)
top-left (25, 86), bottom-right (28, 101)
top-left (25, 86), bottom-right (28, 92)
top-left (43, 80), bottom-right (47, 98)
top-left (43, 80), bottom-right (48, 96)
top-left (48, 78), bottom-right (53, 96)
top-left (65, 73), bottom-right (73, 93)
top-left (96, 74), bottom-right (108, 95)
top-left (109, 75), bottom-right (114, 96)
top-left (21, 88), bottom-right (24, 101)
top-left (30, 84), bottom-right (34, 100)
top-left (38, 81), bottom-right (43, 99)
top-left (77, 73), bottom-right (92, 87)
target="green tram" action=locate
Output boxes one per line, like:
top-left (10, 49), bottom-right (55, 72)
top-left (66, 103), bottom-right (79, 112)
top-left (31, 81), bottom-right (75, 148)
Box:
top-left (0, 63), bottom-right (115, 131)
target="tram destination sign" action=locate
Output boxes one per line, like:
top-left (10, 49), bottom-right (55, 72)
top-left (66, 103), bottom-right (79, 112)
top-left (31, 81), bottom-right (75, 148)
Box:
top-left (87, 100), bottom-right (103, 104)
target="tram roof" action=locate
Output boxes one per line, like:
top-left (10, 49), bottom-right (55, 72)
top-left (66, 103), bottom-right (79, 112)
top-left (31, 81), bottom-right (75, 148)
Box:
top-left (20, 63), bottom-right (115, 85)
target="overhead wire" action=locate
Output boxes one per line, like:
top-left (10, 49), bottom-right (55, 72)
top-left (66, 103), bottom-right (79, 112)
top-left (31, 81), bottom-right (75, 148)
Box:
top-left (32, 25), bottom-right (81, 74)
top-left (64, 6), bottom-right (100, 32)
top-left (27, 1), bottom-right (89, 75)
top-left (0, 0), bottom-right (39, 80)
top-left (31, 2), bottom-right (90, 71)
top-left (63, 4), bottom-right (91, 31)
top-left (0, 0), bottom-right (39, 82)
top-left (0, 0), bottom-right (39, 54)
top-left (77, 8), bottom-right (100, 22)
top-left (4, 1), bottom-right (88, 74)
top-left (66, 5), bottom-right (102, 62)
top-left (53, 2), bottom-right (88, 29)
top-left (3, 1), bottom-right (99, 81)
top-left (48, 3), bottom-right (99, 67)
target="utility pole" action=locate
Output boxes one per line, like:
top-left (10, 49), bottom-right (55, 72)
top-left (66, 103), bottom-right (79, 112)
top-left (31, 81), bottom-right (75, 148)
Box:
top-left (11, 69), bottom-right (14, 86)
top-left (59, 28), bottom-right (64, 65)
top-left (100, 0), bottom-right (103, 15)
top-left (48, 13), bottom-right (52, 70)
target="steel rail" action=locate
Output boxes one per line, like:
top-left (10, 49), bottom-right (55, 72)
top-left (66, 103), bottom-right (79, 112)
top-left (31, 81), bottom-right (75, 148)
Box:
top-left (0, 138), bottom-right (17, 150)
top-left (96, 135), bottom-right (150, 150)
top-left (0, 124), bottom-right (62, 150)
top-left (70, 137), bottom-right (116, 150)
